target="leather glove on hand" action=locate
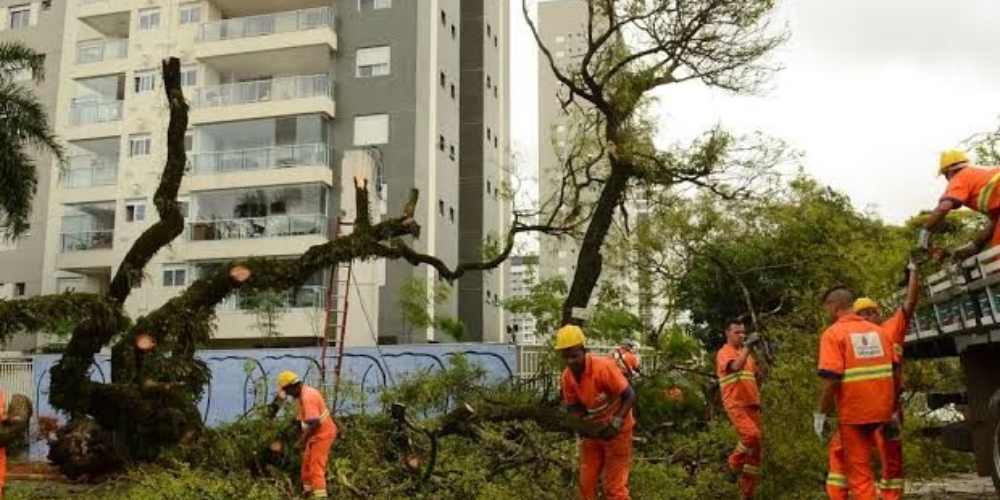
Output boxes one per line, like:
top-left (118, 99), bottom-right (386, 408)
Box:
top-left (600, 416), bottom-right (624, 440)
top-left (813, 413), bottom-right (827, 439)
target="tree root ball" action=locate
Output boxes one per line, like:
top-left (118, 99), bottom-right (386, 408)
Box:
top-left (48, 417), bottom-right (123, 481)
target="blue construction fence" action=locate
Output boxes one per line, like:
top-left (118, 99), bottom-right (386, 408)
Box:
top-left (28, 343), bottom-right (516, 461)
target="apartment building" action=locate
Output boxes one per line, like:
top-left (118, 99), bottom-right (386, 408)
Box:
top-left (0, 0), bottom-right (66, 351)
top-left (507, 254), bottom-right (538, 344)
top-left (36, 0), bottom-right (509, 349)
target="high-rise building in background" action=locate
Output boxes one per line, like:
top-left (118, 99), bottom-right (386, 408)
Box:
top-left (22, 0), bottom-right (508, 350)
top-left (507, 254), bottom-right (538, 344)
top-left (0, 0), bottom-right (67, 351)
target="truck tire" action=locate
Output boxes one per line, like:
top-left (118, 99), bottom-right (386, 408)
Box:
top-left (993, 415), bottom-right (1000, 494)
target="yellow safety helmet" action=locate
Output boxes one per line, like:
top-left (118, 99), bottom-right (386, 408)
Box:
top-left (554, 325), bottom-right (586, 350)
top-left (276, 370), bottom-right (300, 390)
top-left (939, 149), bottom-right (970, 175)
top-left (852, 297), bottom-right (879, 313)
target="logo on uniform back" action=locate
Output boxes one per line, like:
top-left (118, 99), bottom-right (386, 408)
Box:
top-left (849, 332), bottom-right (884, 359)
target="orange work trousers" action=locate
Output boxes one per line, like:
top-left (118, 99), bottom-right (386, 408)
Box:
top-left (579, 429), bottom-right (633, 500)
top-left (725, 405), bottom-right (762, 499)
top-left (0, 447), bottom-right (6, 494)
top-left (827, 422), bottom-right (903, 500)
top-left (301, 428), bottom-right (337, 497)
top-left (826, 423), bottom-right (893, 500)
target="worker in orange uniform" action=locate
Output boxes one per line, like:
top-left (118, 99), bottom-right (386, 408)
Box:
top-left (715, 319), bottom-right (763, 499)
top-left (557, 325), bottom-right (637, 500)
top-left (815, 286), bottom-right (898, 500)
top-left (277, 371), bottom-right (338, 499)
top-left (610, 339), bottom-right (641, 380)
top-left (825, 264), bottom-right (919, 499)
top-left (918, 149), bottom-right (1000, 258)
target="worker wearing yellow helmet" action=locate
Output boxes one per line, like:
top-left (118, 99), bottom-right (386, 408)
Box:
top-left (919, 149), bottom-right (1000, 259)
top-left (275, 371), bottom-right (337, 498)
top-left (825, 265), bottom-right (919, 500)
top-left (556, 325), bottom-right (637, 500)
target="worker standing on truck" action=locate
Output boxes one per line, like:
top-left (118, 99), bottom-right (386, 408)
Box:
top-left (815, 286), bottom-right (898, 500)
top-left (610, 339), bottom-right (641, 381)
top-left (556, 325), bottom-right (637, 500)
top-left (276, 371), bottom-right (338, 499)
top-left (918, 149), bottom-right (1000, 259)
top-left (715, 319), bottom-right (763, 500)
top-left (825, 263), bottom-right (919, 500)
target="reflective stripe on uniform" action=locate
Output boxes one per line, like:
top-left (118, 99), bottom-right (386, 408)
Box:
top-left (842, 363), bottom-right (893, 383)
top-left (742, 464), bottom-right (760, 476)
top-left (719, 371), bottom-right (756, 386)
top-left (978, 171), bottom-right (1000, 213)
top-left (826, 473), bottom-right (847, 488)
top-left (734, 442), bottom-right (749, 454)
top-left (311, 490), bottom-right (328, 498)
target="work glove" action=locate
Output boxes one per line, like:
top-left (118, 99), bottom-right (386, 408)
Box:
top-left (917, 229), bottom-right (932, 250)
top-left (897, 260), bottom-right (918, 288)
top-left (812, 413), bottom-right (827, 439)
top-left (882, 413), bottom-right (902, 441)
top-left (744, 333), bottom-right (761, 348)
top-left (599, 416), bottom-right (624, 440)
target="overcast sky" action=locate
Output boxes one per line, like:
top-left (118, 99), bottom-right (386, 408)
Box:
top-left (508, 0), bottom-right (1000, 224)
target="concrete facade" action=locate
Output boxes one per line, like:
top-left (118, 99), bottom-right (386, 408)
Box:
top-left (23, 1), bottom-right (509, 349)
top-left (0, 0), bottom-right (67, 351)
top-left (508, 254), bottom-right (538, 344)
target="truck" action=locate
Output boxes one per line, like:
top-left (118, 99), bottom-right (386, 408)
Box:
top-left (907, 245), bottom-right (1000, 492)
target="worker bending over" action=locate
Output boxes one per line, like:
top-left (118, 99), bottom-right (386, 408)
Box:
top-left (610, 339), bottom-right (641, 381)
top-left (715, 319), bottom-right (763, 499)
top-left (919, 149), bottom-right (1000, 258)
top-left (815, 287), bottom-right (898, 500)
top-left (276, 371), bottom-right (338, 498)
top-left (556, 325), bottom-right (637, 500)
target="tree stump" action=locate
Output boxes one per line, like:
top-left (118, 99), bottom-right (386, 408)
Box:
top-left (0, 394), bottom-right (33, 447)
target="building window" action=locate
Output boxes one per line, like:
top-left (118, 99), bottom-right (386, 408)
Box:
top-left (487, 181), bottom-right (492, 194)
top-left (8, 4), bottom-right (30, 30)
top-left (439, 71), bottom-right (446, 87)
top-left (125, 200), bottom-right (147, 223)
top-left (440, 10), bottom-right (446, 25)
top-left (494, 136), bottom-right (499, 149)
top-left (129, 134), bottom-right (152, 157)
top-left (179, 2), bottom-right (201, 24)
top-left (353, 114), bottom-right (389, 146)
top-left (359, 0), bottom-right (391, 10)
top-left (450, 84), bottom-right (455, 99)
top-left (487, 128), bottom-right (492, 141)
top-left (163, 265), bottom-right (187, 287)
top-left (184, 132), bottom-right (194, 152)
top-left (487, 24), bottom-right (492, 37)
top-left (486, 75), bottom-right (492, 89)
top-left (134, 69), bottom-right (157, 94)
top-left (494, 86), bottom-right (499, 98)
top-left (438, 135), bottom-right (445, 151)
top-left (177, 199), bottom-right (190, 218)
top-left (438, 200), bottom-right (444, 216)
top-left (42, 0), bottom-right (51, 11)
top-left (449, 206), bottom-right (455, 223)
top-left (138, 8), bottom-right (161, 31)
top-left (494, 36), bottom-right (498, 48)
top-left (356, 46), bottom-right (391, 77)
top-left (14, 283), bottom-right (26, 297)
top-left (451, 24), bottom-right (456, 39)
top-left (449, 145), bottom-right (455, 161)
top-left (180, 65), bottom-right (198, 87)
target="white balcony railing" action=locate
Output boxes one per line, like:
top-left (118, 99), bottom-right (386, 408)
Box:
top-left (61, 230), bottom-right (114, 252)
top-left (76, 39), bottom-right (128, 64)
top-left (187, 214), bottom-right (328, 241)
top-left (63, 155), bottom-right (118, 188)
top-left (218, 285), bottom-right (327, 311)
top-left (69, 100), bottom-right (123, 126)
top-left (190, 74), bottom-right (332, 109)
top-left (188, 143), bottom-right (330, 175)
top-left (197, 7), bottom-right (334, 43)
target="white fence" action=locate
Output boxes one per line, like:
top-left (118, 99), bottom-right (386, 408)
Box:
top-left (0, 359), bottom-right (33, 407)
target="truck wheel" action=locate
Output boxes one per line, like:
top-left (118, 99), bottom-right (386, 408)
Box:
top-left (993, 416), bottom-right (1000, 494)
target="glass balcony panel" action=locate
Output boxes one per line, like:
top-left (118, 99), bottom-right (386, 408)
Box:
top-left (63, 155), bottom-right (118, 188)
top-left (191, 74), bottom-right (330, 109)
top-left (187, 214), bottom-right (327, 241)
top-left (76, 39), bottom-right (128, 64)
top-left (197, 7), bottom-right (334, 42)
top-left (70, 100), bottom-right (123, 125)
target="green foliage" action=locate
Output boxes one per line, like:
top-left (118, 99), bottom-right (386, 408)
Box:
top-left (242, 290), bottom-right (287, 338)
top-left (380, 355), bottom-right (487, 418)
top-left (103, 466), bottom-right (287, 500)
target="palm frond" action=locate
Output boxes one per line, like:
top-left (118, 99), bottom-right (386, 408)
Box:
top-left (0, 81), bottom-right (63, 161)
top-left (0, 42), bottom-right (46, 83)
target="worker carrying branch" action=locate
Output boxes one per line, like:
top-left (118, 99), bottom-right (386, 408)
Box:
top-left (556, 325), bottom-right (637, 500)
top-left (815, 286), bottom-right (898, 500)
top-left (918, 149), bottom-right (1000, 259)
top-left (825, 264), bottom-right (919, 500)
top-left (715, 319), bottom-right (764, 500)
top-left (275, 371), bottom-right (338, 499)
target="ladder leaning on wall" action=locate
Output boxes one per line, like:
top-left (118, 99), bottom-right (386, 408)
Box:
top-left (319, 217), bottom-right (354, 412)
